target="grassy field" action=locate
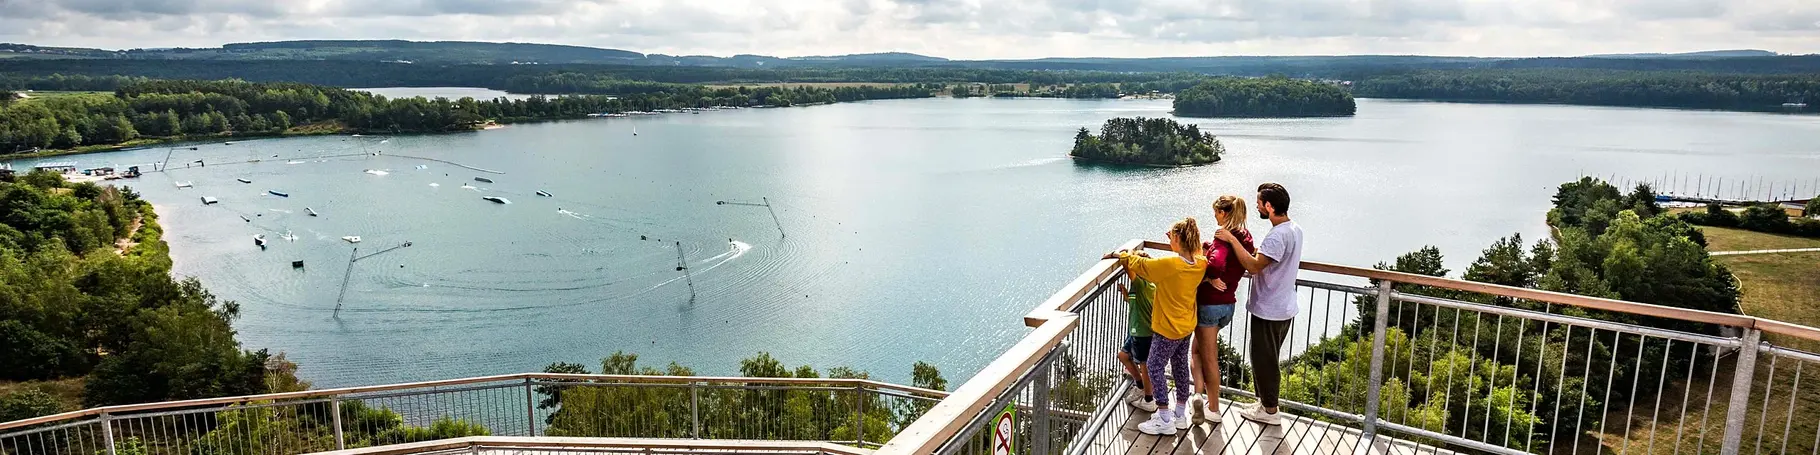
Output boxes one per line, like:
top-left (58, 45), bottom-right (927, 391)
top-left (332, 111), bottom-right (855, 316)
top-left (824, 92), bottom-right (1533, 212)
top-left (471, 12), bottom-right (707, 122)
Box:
top-left (1699, 226), bottom-right (1820, 351)
top-left (1598, 225), bottom-right (1820, 454)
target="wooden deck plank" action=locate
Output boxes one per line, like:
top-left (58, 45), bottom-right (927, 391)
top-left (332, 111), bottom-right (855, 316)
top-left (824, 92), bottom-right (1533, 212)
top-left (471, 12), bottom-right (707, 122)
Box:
top-left (1078, 395), bottom-right (1463, 455)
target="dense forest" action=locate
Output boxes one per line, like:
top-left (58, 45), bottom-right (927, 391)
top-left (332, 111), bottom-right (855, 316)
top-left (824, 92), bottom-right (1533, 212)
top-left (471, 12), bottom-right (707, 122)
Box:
top-left (1277, 178), bottom-right (1740, 453)
top-left (0, 171), bottom-right (296, 413)
top-left (9, 41), bottom-right (1820, 75)
top-left (1172, 76), bottom-right (1356, 117)
top-left (535, 352), bottom-right (947, 443)
top-left (1069, 117), bottom-right (1223, 166)
top-left (1678, 202), bottom-right (1820, 238)
top-left (0, 79), bottom-right (932, 154)
top-left (1353, 69), bottom-right (1819, 111)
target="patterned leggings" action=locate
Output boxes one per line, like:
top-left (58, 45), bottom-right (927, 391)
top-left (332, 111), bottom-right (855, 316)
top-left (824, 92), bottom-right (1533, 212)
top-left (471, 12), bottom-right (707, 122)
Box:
top-left (1147, 334), bottom-right (1193, 409)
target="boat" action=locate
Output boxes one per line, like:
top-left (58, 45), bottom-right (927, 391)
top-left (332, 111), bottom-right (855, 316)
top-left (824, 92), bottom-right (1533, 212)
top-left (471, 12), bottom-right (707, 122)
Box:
top-left (306, 207), bottom-right (318, 217)
top-left (239, 215), bottom-right (251, 222)
top-left (1784, 102), bottom-right (1809, 108)
top-left (482, 196), bottom-right (511, 204)
top-left (632, 126), bottom-right (638, 136)
top-left (268, 190), bottom-right (290, 197)
top-left (342, 236), bottom-right (362, 244)
top-left (236, 178), bottom-right (252, 184)
top-left (291, 260), bottom-right (305, 269)
top-left (474, 177), bottom-right (494, 184)
top-left (224, 141), bottom-right (234, 145)
top-left (536, 190), bottom-right (553, 197)
top-left (175, 181), bottom-right (194, 188)
top-left (253, 234), bottom-right (267, 250)
top-left (200, 196), bottom-right (219, 205)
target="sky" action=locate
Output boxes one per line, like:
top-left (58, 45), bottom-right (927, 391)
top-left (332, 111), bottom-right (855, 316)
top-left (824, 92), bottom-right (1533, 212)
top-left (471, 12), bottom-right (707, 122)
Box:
top-left (1, 0), bottom-right (1818, 59)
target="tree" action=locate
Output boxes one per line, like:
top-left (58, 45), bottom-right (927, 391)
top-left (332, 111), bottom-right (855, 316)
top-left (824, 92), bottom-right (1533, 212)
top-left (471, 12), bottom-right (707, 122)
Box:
top-left (1070, 117), bottom-right (1223, 166)
top-left (1740, 203), bottom-right (1792, 233)
top-left (1174, 76), bottom-right (1356, 117)
top-left (1807, 197), bottom-right (1819, 218)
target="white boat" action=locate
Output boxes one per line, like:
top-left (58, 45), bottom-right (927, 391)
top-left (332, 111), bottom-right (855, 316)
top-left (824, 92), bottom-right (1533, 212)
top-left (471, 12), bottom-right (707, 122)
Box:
top-left (200, 196), bottom-right (219, 205)
top-left (632, 126), bottom-right (638, 136)
top-left (306, 207), bottom-right (318, 217)
top-left (536, 190), bottom-right (553, 197)
top-left (236, 178), bottom-right (252, 184)
top-left (1784, 102), bottom-right (1809, 108)
top-left (342, 236), bottom-right (362, 244)
top-left (175, 181), bottom-right (194, 188)
top-left (482, 196), bottom-right (511, 204)
top-left (253, 234), bottom-right (267, 250)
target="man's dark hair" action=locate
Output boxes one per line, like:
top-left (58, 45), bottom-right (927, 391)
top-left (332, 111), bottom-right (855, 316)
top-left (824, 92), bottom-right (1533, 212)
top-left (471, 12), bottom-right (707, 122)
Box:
top-left (1258, 183), bottom-right (1290, 216)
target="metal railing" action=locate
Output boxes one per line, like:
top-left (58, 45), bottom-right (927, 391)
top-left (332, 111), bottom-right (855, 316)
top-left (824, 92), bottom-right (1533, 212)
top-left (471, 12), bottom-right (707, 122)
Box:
top-left (0, 373), bottom-right (945, 455)
top-left (877, 239), bottom-right (1820, 455)
top-left (8, 239), bottom-right (1818, 455)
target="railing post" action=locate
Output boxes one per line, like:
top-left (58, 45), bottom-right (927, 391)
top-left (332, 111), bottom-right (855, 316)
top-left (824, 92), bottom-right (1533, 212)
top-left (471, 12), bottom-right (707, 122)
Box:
top-left (690, 383), bottom-right (701, 439)
top-left (331, 398), bottom-right (346, 450)
top-left (99, 413), bottom-right (116, 455)
top-left (1720, 328), bottom-right (1762, 455)
top-left (852, 385), bottom-right (865, 446)
top-left (523, 377), bottom-right (537, 436)
top-left (1032, 362), bottom-right (1054, 455)
top-left (1362, 279), bottom-right (1394, 440)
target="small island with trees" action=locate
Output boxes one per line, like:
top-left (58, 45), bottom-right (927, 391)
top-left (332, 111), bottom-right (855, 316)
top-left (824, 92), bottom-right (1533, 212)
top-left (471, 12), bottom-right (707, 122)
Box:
top-left (1069, 117), bottom-right (1224, 166)
top-left (1173, 76), bottom-right (1357, 118)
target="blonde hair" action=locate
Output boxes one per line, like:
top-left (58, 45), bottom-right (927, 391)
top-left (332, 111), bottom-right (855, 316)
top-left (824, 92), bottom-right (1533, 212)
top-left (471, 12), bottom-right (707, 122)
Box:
top-left (1170, 217), bottom-right (1202, 259)
top-left (1213, 195), bottom-right (1248, 234)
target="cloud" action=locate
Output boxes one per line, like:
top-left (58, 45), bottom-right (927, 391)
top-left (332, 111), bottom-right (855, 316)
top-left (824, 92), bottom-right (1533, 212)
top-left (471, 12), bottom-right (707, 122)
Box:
top-left (0, 0), bottom-right (1815, 58)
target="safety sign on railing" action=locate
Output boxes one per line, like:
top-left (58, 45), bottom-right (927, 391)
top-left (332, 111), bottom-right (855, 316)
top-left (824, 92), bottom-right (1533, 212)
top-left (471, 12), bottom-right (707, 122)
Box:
top-left (991, 402), bottom-right (1016, 455)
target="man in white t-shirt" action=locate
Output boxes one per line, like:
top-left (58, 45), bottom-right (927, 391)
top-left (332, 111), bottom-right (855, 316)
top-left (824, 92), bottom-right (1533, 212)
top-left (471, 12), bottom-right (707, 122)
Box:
top-left (1212, 182), bottom-right (1303, 426)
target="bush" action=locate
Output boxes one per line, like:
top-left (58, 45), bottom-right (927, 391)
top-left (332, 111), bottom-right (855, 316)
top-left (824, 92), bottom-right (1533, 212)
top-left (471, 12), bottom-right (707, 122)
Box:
top-left (0, 387), bottom-right (66, 421)
top-left (1739, 203), bottom-right (1793, 233)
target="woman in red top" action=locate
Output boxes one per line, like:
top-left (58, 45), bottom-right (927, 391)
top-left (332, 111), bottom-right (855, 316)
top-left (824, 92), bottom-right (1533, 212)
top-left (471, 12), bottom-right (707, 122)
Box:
top-left (1190, 195), bottom-right (1254, 423)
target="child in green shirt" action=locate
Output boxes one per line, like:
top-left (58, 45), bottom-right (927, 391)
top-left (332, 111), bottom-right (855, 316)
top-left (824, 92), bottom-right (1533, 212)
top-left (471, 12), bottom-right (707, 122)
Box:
top-left (1117, 270), bottom-right (1159, 412)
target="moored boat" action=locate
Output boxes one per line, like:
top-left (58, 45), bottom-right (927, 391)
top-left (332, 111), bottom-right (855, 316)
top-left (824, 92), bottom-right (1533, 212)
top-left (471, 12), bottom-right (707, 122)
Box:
top-left (482, 196), bottom-right (511, 204)
top-left (474, 177), bottom-right (494, 183)
top-left (268, 190), bottom-right (290, 197)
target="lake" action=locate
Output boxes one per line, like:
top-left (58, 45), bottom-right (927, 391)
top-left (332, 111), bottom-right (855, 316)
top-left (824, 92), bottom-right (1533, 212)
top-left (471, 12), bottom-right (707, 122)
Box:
top-left (15, 97), bottom-right (1818, 387)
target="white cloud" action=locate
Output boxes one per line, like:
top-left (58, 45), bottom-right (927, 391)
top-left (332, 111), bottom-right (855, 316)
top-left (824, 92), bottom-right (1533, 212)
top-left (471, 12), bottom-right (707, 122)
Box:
top-left (0, 0), bottom-right (1815, 58)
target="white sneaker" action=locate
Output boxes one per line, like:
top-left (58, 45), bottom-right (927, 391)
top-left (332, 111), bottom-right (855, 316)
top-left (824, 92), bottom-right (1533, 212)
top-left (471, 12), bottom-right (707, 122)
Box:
top-left (1199, 395), bottom-right (1221, 424)
top-left (1137, 413), bottom-right (1178, 436)
top-left (1129, 395), bottom-right (1158, 412)
top-left (1239, 406), bottom-right (1283, 426)
top-left (1173, 408), bottom-right (1192, 430)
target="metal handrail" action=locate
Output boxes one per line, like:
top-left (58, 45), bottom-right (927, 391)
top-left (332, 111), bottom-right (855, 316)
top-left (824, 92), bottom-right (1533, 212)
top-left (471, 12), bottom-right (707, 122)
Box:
top-left (0, 372), bottom-right (947, 432)
top-left (302, 436), bottom-right (876, 455)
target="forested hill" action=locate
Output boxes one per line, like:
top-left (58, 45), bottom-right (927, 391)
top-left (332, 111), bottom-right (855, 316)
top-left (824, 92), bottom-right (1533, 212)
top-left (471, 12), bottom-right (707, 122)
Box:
top-left (6, 40), bottom-right (1818, 75)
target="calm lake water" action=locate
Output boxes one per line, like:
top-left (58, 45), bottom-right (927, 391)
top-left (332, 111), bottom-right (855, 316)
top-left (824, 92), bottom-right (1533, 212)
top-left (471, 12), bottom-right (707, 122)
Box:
top-left (16, 97), bottom-right (1818, 387)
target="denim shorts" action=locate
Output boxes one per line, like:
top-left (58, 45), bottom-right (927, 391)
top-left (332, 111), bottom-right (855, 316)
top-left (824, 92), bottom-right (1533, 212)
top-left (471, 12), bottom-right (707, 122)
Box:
top-left (1198, 304), bottom-right (1235, 328)
top-left (1122, 335), bottom-right (1152, 363)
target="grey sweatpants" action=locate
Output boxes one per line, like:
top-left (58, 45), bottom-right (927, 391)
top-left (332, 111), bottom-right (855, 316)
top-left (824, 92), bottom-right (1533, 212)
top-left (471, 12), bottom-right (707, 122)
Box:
top-left (1249, 315), bottom-right (1294, 409)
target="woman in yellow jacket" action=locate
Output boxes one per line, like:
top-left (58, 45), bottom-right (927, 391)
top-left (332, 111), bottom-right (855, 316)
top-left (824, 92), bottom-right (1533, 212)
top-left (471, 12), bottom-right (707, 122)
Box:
top-left (1104, 217), bottom-right (1206, 435)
